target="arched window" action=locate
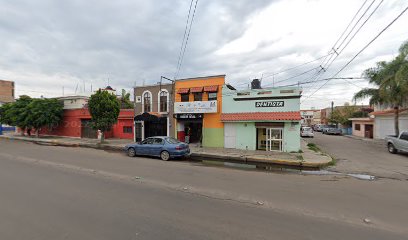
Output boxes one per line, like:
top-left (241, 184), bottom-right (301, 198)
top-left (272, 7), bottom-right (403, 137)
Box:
top-left (159, 90), bottom-right (168, 112)
top-left (143, 91), bottom-right (151, 112)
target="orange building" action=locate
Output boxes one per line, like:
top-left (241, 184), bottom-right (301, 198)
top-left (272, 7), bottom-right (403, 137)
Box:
top-left (174, 75), bottom-right (225, 147)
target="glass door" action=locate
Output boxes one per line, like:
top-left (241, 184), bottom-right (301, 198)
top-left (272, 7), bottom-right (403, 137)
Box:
top-left (266, 128), bottom-right (283, 151)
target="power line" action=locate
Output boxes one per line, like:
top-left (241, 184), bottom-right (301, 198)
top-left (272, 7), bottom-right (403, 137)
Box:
top-left (278, 77), bottom-right (366, 88)
top-left (261, 54), bottom-right (330, 79)
top-left (303, 0), bottom-right (378, 95)
top-left (263, 67), bottom-right (320, 87)
top-left (321, 0), bottom-right (377, 69)
top-left (322, 0), bottom-right (384, 74)
top-left (174, 0), bottom-right (194, 80)
top-left (303, 5), bottom-right (408, 102)
top-left (174, 0), bottom-right (199, 80)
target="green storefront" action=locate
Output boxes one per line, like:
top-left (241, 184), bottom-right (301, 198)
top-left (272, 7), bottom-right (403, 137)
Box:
top-left (221, 85), bottom-right (301, 152)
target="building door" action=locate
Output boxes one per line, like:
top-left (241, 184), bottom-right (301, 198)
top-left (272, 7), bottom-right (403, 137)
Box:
top-left (81, 120), bottom-right (97, 139)
top-left (266, 128), bottom-right (283, 151)
top-left (135, 121), bottom-right (143, 142)
top-left (224, 123), bottom-right (236, 148)
top-left (364, 124), bottom-right (373, 138)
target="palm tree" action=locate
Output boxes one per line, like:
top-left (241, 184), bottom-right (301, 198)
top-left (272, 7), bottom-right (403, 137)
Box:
top-left (353, 41), bottom-right (408, 136)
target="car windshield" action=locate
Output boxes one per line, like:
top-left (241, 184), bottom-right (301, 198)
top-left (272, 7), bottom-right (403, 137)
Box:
top-left (165, 137), bottom-right (181, 144)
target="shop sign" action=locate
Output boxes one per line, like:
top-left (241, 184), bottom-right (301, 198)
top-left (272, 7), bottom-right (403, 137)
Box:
top-left (255, 101), bottom-right (284, 107)
top-left (174, 101), bottom-right (217, 113)
top-left (174, 113), bottom-right (203, 119)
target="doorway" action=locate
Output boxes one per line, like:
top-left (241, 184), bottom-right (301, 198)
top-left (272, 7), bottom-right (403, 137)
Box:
top-left (257, 128), bottom-right (283, 151)
top-left (184, 121), bottom-right (203, 143)
top-left (81, 120), bottom-right (97, 139)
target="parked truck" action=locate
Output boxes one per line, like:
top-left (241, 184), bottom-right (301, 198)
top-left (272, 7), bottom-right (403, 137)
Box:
top-left (385, 131), bottom-right (408, 154)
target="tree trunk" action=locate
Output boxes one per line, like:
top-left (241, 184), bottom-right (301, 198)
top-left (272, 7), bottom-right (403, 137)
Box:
top-left (394, 106), bottom-right (399, 136)
top-left (36, 129), bottom-right (39, 138)
top-left (100, 131), bottom-right (105, 143)
top-left (21, 127), bottom-right (25, 136)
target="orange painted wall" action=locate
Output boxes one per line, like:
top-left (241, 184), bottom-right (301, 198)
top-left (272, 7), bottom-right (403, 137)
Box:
top-left (174, 75), bottom-right (225, 129)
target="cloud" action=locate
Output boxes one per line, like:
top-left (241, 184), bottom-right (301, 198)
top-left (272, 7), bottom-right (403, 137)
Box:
top-left (0, 0), bottom-right (407, 110)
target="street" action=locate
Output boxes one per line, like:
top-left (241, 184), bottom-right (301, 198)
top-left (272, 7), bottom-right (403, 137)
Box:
top-left (0, 139), bottom-right (407, 239)
top-left (306, 132), bottom-right (408, 180)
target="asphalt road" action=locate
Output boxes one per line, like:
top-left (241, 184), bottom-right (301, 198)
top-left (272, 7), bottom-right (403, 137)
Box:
top-left (305, 132), bottom-right (408, 180)
top-left (1, 139), bottom-right (407, 239)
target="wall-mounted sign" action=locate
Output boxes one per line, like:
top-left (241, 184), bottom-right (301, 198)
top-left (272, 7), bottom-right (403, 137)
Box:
top-left (174, 113), bottom-right (203, 119)
top-left (174, 101), bottom-right (217, 113)
top-left (255, 101), bottom-right (284, 108)
top-left (136, 96), bottom-right (142, 103)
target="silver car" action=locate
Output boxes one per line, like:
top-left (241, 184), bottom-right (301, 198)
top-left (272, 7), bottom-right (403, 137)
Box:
top-left (301, 127), bottom-right (314, 138)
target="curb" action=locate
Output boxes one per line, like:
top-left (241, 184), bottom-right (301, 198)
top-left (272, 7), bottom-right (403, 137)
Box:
top-left (1, 135), bottom-right (328, 169)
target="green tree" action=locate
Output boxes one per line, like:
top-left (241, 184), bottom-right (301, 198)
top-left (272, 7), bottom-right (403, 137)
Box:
top-left (353, 40), bottom-right (408, 136)
top-left (6, 95), bottom-right (32, 135)
top-left (0, 103), bottom-right (13, 126)
top-left (329, 104), bottom-right (358, 127)
top-left (88, 89), bottom-right (120, 143)
top-left (26, 98), bottom-right (64, 137)
top-left (120, 89), bottom-right (134, 109)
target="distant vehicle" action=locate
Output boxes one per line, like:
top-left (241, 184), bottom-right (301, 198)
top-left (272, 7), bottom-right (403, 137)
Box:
top-left (385, 131), bottom-right (408, 154)
top-left (323, 127), bottom-right (342, 135)
top-left (301, 127), bottom-right (314, 138)
top-left (124, 137), bottom-right (190, 161)
top-left (313, 124), bottom-right (323, 132)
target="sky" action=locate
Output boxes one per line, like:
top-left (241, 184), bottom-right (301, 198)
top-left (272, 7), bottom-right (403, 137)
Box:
top-left (1, 0), bottom-right (407, 109)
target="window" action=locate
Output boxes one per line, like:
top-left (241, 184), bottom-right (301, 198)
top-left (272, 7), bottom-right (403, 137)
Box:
top-left (208, 92), bottom-right (217, 101)
top-left (159, 91), bottom-right (168, 112)
top-left (143, 92), bottom-right (151, 112)
top-left (400, 132), bottom-right (408, 141)
top-left (142, 138), bottom-right (154, 144)
top-left (123, 126), bottom-right (132, 133)
top-left (355, 124), bottom-right (361, 131)
top-left (194, 92), bottom-right (202, 101)
top-left (181, 94), bottom-right (189, 102)
top-left (153, 138), bottom-right (164, 145)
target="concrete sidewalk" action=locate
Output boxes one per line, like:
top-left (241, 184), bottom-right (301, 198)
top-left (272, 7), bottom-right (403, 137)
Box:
top-left (0, 133), bottom-right (332, 168)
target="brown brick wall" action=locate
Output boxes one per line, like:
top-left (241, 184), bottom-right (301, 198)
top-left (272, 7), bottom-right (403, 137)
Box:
top-left (0, 80), bottom-right (15, 103)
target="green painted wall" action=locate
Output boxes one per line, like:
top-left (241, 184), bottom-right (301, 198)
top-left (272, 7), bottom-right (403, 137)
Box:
top-left (203, 128), bottom-right (224, 147)
top-left (283, 122), bottom-right (301, 152)
top-left (222, 86), bottom-right (301, 113)
top-left (235, 122), bottom-right (256, 150)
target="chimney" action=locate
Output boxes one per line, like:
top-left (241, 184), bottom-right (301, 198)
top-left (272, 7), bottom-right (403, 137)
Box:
top-left (251, 79), bottom-right (261, 89)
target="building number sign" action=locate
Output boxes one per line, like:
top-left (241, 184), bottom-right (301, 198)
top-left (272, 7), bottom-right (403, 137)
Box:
top-left (255, 101), bottom-right (284, 107)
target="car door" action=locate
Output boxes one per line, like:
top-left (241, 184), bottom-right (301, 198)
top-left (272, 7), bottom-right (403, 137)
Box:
top-left (150, 138), bottom-right (165, 156)
top-left (139, 138), bottom-right (154, 155)
top-left (399, 132), bottom-right (408, 152)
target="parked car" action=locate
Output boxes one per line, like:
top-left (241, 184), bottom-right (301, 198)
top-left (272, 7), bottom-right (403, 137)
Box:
top-left (313, 124), bottom-right (323, 132)
top-left (385, 131), bottom-right (408, 154)
top-left (323, 127), bottom-right (342, 135)
top-left (124, 136), bottom-right (190, 161)
top-left (301, 127), bottom-right (314, 138)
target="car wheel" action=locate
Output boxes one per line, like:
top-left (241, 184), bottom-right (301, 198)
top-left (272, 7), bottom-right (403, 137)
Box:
top-left (160, 150), bottom-right (170, 161)
top-left (388, 143), bottom-right (397, 154)
top-left (127, 147), bottom-right (136, 157)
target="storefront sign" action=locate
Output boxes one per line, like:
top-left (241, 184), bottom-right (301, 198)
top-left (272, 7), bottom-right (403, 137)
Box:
top-left (174, 101), bottom-right (217, 113)
top-left (174, 113), bottom-right (203, 119)
top-left (255, 101), bottom-right (284, 107)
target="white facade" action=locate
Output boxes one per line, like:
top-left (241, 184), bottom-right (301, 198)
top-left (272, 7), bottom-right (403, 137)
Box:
top-left (58, 96), bottom-right (89, 110)
top-left (374, 115), bottom-right (408, 139)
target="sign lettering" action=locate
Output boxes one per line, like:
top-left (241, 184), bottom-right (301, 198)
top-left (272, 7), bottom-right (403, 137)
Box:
top-left (255, 101), bottom-right (284, 108)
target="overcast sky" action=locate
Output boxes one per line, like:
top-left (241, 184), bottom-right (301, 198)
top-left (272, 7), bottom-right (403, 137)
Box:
top-left (1, 0), bottom-right (407, 109)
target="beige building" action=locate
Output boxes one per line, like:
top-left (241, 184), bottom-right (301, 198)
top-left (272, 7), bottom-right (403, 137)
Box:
top-left (0, 80), bottom-right (15, 105)
top-left (58, 96), bottom-right (89, 109)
